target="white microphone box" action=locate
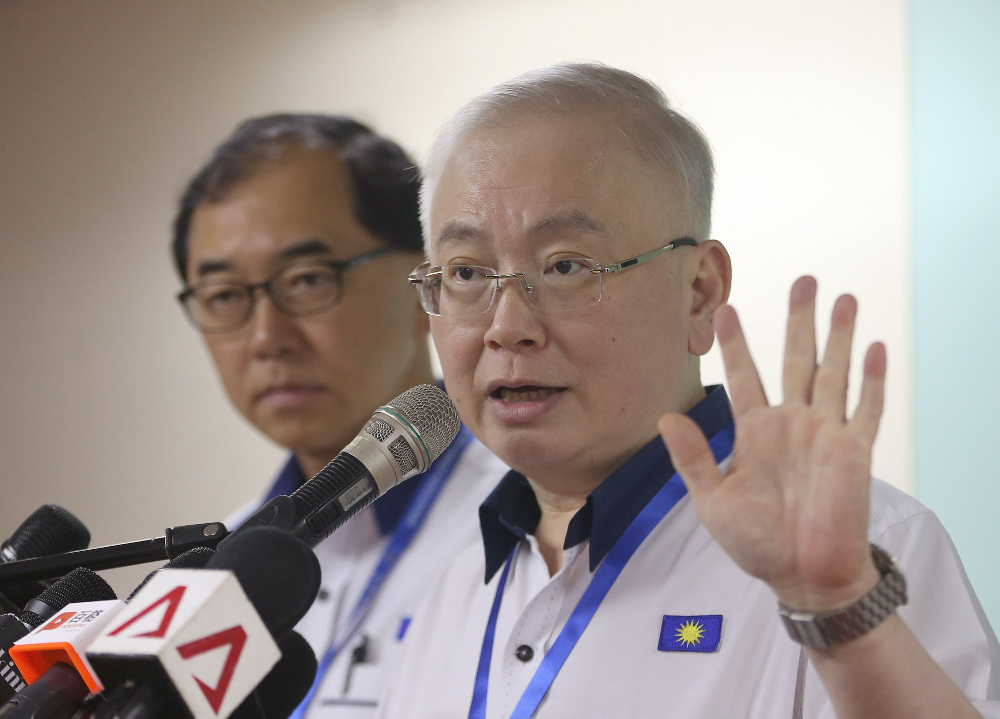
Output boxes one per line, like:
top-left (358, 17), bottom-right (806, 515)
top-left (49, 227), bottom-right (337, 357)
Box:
top-left (10, 599), bottom-right (125, 692)
top-left (88, 569), bottom-right (280, 719)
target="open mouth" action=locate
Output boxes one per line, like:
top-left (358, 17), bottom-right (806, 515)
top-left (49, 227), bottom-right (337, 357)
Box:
top-left (491, 386), bottom-right (567, 403)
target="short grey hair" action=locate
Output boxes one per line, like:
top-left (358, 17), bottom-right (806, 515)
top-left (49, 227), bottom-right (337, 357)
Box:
top-left (420, 62), bottom-right (714, 243)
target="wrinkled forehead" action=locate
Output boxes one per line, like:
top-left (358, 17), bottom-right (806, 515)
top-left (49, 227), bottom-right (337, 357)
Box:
top-left (427, 114), bottom-right (689, 262)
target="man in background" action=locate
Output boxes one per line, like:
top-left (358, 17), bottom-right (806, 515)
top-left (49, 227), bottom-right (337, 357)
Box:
top-left (171, 114), bottom-right (508, 717)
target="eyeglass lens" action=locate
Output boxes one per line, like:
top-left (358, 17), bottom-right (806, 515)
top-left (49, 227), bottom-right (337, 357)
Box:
top-left (418, 258), bottom-right (603, 317)
top-left (184, 263), bottom-right (343, 331)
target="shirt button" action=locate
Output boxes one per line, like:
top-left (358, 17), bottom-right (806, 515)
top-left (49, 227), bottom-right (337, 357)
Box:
top-left (317, 589), bottom-right (330, 601)
top-left (515, 645), bottom-right (534, 662)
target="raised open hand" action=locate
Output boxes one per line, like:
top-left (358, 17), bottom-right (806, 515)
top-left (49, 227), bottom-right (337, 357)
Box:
top-left (659, 276), bottom-right (886, 611)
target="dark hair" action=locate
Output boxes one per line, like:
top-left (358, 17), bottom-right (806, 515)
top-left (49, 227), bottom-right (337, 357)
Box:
top-left (172, 114), bottom-right (422, 281)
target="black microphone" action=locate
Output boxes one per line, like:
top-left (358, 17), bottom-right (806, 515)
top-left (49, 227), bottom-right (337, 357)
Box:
top-left (218, 630), bottom-right (317, 719)
top-left (85, 527), bottom-right (321, 719)
top-left (233, 384), bottom-right (461, 548)
top-left (126, 548), bottom-right (216, 602)
top-left (0, 569), bottom-right (115, 704)
top-left (0, 551), bottom-right (217, 719)
top-left (1, 507), bottom-right (91, 612)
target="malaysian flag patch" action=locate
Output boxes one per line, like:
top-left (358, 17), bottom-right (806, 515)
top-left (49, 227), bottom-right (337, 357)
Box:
top-left (657, 614), bottom-right (723, 652)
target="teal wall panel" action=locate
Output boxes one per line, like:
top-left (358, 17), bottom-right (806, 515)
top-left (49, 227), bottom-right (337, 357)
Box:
top-left (912, 0), bottom-right (1000, 628)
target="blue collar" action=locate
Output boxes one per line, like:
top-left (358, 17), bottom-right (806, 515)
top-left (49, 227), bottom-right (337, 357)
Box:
top-left (265, 453), bottom-right (428, 537)
top-left (478, 385), bottom-right (733, 581)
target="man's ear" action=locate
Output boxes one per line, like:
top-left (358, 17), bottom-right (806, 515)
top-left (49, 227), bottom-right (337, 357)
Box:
top-left (414, 303), bottom-right (431, 338)
top-left (411, 282), bottom-right (431, 338)
top-left (688, 240), bottom-right (732, 356)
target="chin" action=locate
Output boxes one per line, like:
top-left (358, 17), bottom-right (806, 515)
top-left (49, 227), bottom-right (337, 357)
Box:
top-left (484, 427), bottom-right (576, 478)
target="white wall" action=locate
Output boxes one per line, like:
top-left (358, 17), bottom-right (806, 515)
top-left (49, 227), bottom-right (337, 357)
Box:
top-left (0, 0), bottom-right (909, 595)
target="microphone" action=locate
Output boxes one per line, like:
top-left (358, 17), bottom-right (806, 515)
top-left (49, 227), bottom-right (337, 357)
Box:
top-left (0, 551), bottom-right (217, 719)
top-left (0, 569), bottom-right (115, 703)
top-left (85, 527), bottom-right (321, 719)
top-left (1, 507), bottom-right (91, 612)
top-left (3, 597), bottom-right (125, 719)
top-left (233, 384), bottom-right (460, 548)
top-left (204, 630), bottom-right (316, 719)
top-left (127, 548), bottom-right (216, 602)
top-left (94, 631), bottom-right (316, 719)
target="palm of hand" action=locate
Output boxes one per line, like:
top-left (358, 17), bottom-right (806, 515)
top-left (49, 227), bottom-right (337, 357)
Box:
top-left (660, 277), bottom-right (886, 610)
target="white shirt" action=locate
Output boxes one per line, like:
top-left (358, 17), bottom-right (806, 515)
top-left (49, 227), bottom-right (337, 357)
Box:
top-left (229, 435), bottom-right (509, 719)
top-left (377, 398), bottom-right (999, 718)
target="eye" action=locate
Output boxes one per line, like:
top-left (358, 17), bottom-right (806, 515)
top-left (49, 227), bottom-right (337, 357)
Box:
top-left (206, 288), bottom-right (239, 305)
top-left (445, 264), bottom-right (490, 284)
top-left (545, 258), bottom-right (592, 277)
top-left (199, 286), bottom-right (246, 311)
top-left (289, 269), bottom-right (334, 288)
top-left (281, 266), bottom-right (337, 297)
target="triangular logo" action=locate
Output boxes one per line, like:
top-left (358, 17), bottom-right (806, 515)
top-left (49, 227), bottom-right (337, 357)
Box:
top-left (38, 611), bottom-right (77, 632)
top-left (108, 585), bottom-right (186, 639)
top-left (175, 625), bottom-right (247, 714)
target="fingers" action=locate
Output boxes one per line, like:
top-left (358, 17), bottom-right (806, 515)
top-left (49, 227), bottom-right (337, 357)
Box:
top-left (715, 304), bottom-right (768, 416)
top-left (658, 413), bottom-right (724, 499)
top-left (814, 294), bottom-right (857, 419)
top-left (783, 276), bottom-right (818, 406)
top-left (852, 342), bottom-right (886, 442)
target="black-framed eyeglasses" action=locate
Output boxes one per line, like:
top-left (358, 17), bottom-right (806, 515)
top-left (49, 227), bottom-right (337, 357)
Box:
top-left (178, 246), bottom-right (396, 333)
top-left (407, 237), bottom-right (697, 317)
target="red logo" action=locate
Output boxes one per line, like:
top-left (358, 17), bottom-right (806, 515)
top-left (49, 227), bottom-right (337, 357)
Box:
top-left (108, 586), bottom-right (187, 638)
top-left (175, 626), bottom-right (247, 714)
top-left (38, 612), bottom-right (76, 632)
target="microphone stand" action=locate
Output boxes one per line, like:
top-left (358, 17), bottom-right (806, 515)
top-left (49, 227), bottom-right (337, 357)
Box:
top-left (0, 522), bottom-right (228, 585)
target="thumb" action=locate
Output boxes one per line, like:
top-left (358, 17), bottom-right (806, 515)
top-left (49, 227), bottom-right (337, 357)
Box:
top-left (658, 412), bottom-right (725, 500)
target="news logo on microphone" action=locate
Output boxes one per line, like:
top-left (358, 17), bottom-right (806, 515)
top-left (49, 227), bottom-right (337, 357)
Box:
top-left (88, 569), bottom-right (279, 719)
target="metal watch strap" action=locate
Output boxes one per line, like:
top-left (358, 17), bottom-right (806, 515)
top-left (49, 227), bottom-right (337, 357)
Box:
top-left (778, 544), bottom-right (908, 648)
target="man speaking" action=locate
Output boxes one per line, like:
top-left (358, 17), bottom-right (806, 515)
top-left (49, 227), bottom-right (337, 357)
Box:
top-left (376, 64), bottom-right (999, 718)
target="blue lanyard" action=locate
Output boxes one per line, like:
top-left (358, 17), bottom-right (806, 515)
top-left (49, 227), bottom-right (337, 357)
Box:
top-left (469, 425), bottom-right (735, 719)
top-left (291, 425), bottom-right (474, 719)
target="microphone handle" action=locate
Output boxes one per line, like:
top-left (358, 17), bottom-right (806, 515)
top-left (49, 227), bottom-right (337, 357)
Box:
top-left (0, 524), bottom-right (228, 586)
top-left (232, 453), bottom-right (380, 548)
top-left (0, 663), bottom-right (88, 719)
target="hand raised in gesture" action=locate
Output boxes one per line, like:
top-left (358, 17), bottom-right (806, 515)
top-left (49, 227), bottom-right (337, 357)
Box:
top-left (659, 276), bottom-right (885, 611)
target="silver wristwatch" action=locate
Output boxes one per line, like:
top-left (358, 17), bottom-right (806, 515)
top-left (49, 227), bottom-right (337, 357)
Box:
top-left (778, 544), bottom-right (908, 648)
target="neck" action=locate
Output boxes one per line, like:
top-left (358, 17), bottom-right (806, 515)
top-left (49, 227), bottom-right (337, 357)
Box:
top-left (526, 478), bottom-right (591, 577)
top-left (523, 379), bottom-right (709, 577)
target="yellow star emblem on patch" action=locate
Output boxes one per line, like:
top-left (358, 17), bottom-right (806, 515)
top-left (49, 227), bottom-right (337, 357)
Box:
top-left (675, 620), bottom-right (706, 647)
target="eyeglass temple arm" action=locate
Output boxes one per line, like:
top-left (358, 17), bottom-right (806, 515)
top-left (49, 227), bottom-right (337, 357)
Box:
top-left (597, 237), bottom-right (698, 274)
top-left (408, 268), bottom-right (441, 285)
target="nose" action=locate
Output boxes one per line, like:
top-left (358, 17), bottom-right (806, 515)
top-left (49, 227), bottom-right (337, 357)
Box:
top-left (482, 274), bottom-right (546, 351)
top-left (248, 288), bottom-right (303, 359)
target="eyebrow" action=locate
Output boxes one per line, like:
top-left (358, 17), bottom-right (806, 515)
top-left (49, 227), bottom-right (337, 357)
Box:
top-left (434, 211), bottom-right (607, 248)
top-left (436, 221), bottom-right (488, 246)
top-left (194, 238), bottom-right (334, 279)
top-left (529, 210), bottom-right (608, 238)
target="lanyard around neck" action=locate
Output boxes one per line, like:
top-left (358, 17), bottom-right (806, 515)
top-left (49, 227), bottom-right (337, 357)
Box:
top-left (292, 424), bottom-right (475, 719)
top-left (469, 424), bottom-right (735, 719)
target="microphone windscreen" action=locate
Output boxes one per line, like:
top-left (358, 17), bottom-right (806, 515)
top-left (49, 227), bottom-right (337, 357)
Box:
top-left (1, 505), bottom-right (91, 610)
top-left (384, 384), bottom-right (461, 462)
top-left (2, 505), bottom-right (90, 560)
top-left (206, 527), bottom-right (320, 639)
top-left (230, 631), bottom-right (318, 719)
top-left (20, 567), bottom-right (116, 628)
top-left (126, 547), bottom-right (217, 601)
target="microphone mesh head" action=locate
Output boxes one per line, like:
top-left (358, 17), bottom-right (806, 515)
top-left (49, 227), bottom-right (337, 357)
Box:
top-left (3, 504), bottom-right (90, 560)
top-left (21, 567), bottom-right (117, 628)
top-left (384, 384), bottom-right (461, 462)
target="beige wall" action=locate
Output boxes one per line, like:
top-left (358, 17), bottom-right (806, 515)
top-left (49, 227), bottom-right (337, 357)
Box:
top-left (0, 0), bottom-right (909, 595)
